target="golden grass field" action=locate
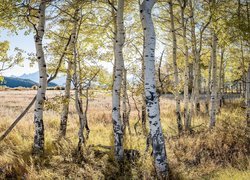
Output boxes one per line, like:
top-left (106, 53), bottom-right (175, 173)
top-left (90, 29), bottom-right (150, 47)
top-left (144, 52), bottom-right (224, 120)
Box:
top-left (0, 89), bottom-right (249, 179)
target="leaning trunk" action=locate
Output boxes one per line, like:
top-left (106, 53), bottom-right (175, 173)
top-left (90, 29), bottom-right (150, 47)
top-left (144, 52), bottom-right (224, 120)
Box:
top-left (33, 0), bottom-right (47, 154)
top-left (112, 0), bottom-right (125, 161)
top-left (140, 0), bottom-right (169, 177)
top-left (59, 9), bottom-right (79, 138)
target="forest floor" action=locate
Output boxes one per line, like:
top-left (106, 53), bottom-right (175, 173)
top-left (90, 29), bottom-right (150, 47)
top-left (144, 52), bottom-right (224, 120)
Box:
top-left (0, 90), bottom-right (249, 179)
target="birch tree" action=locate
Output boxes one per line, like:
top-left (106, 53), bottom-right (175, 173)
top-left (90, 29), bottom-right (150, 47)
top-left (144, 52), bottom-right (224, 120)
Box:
top-left (140, 0), bottom-right (169, 177)
top-left (210, 31), bottom-right (218, 127)
top-left (33, 0), bottom-right (47, 154)
top-left (112, 0), bottom-right (125, 161)
top-left (59, 9), bottom-right (79, 138)
top-left (177, 0), bottom-right (191, 131)
top-left (246, 65), bottom-right (250, 130)
top-left (169, 0), bottom-right (182, 134)
top-left (218, 48), bottom-right (225, 108)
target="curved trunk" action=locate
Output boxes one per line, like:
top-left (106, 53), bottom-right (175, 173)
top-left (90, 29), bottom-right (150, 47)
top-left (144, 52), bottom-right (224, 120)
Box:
top-left (33, 0), bottom-right (47, 154)
top-left (112, 0), bottom-right (125, 161)
top-left (140, 0), bottom-right (169, 177)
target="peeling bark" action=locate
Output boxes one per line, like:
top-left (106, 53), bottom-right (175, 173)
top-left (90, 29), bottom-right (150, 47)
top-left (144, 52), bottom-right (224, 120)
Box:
top-left (140, 0), bottom-right (169, 177)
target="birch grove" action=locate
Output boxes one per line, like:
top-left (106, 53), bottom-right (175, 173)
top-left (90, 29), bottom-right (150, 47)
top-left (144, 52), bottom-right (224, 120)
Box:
top-left (0, 0), bottom-right (249, 179)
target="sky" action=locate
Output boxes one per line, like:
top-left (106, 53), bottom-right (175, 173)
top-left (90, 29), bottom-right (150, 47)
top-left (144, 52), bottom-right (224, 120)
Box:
top-left (0, 29), bottom-right (114, 77)
top-left (0, 29), bottom-right (38, 77)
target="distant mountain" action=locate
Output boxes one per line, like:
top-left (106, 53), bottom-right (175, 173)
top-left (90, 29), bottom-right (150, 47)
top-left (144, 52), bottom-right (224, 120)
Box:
top-left (19, 71), bottom-right (66, 86)
top-left (1, 76), bottom-right (57, 88)
top-left (19, 72), bottom-right (39, 83)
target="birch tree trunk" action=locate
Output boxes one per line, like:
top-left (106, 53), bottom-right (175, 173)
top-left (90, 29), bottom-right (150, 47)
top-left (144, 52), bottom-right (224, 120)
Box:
top-left (205, 54), bottom-right (212, 114)
top-left (240, 40), bottom-right (246, 98)
top-left (190, 5), bottom-right (200, 116)
top-left (59, 61), bottom-right (72, 137)
top-left (122, 68), bottom-right (128, 133)
top-left (33, 0), bottom-right (47, 154)
top-left (112, 0), bottom-right (125, 161)
top-left (71, 9), bottom-right (87, 150)
top-left (141, 52), bottom-right (147, 134)
top-left (122, 68), bottom-right (126, 128)
top-left (140, 0), bottom-right (169, 177)
top-left (169, 0), bottom-right (182, 134)
top-left (210, 32), bottom-right (218, 128)
top-left (218, 48), bottom-right (224, 108)
top-left (246, 66), bottom-right (250, 130)
top-left (178, 0), bottom-right (190, 131)
top-left (59, 9), bottom-right (79, 138)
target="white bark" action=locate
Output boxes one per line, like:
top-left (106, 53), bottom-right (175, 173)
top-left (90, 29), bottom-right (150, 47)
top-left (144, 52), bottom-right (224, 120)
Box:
top-left (169, 0), bottom-right (182, 133)
top-left (140, 0), bottom-right (169, 177)
top-left (210, 32), bottom-right (218, 127)
top-left (33, 0), bottom-right (47, 154)
top-left (112, 0), bottom-right (125, 161)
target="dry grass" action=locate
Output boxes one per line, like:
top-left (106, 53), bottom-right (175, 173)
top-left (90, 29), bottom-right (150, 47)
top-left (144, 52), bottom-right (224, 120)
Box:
top-left (0, 90), bottom-right (249, 179)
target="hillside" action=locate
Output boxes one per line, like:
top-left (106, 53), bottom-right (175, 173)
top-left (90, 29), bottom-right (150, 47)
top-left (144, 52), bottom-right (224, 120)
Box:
top-left (19, 72), bottom-right (66, 86)
top-left (0, 77), bottom-right (58, 88)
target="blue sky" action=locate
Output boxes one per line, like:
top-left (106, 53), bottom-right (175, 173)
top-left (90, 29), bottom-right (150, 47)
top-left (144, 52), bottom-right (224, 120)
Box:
top-left (0, 29), bottom-right (38, 76)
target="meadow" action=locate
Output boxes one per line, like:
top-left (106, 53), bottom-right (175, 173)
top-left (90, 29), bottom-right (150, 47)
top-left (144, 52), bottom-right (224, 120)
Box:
top-left (0, 89), bottom-right (249, 179)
